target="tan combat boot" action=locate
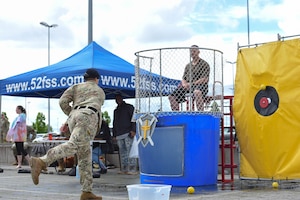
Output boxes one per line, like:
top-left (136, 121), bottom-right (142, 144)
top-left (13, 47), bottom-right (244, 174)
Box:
top-left (80, 192), bottom-right (102, 200)
top-left (30, 157), bottom-right (47, 185)
top-left (56, 165), bottom-right (65, 172)
top-left (57, 159), bottom-right (66, 172)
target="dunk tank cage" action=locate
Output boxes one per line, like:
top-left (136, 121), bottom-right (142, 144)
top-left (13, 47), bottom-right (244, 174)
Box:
top-left (134, 46), bottom-right (223, 187)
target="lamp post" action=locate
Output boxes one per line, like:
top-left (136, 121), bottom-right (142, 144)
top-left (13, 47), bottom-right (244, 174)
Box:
top-left (226, 61), bottom-right (236, 90)
top-left (247, 0), bottom-right (250, 45)
top-left (24, 97), bottom-right (30, 122)
top-left (40, 21), bottom-right (58, 132)
top-left (27, 101), bottom-right (31, 123)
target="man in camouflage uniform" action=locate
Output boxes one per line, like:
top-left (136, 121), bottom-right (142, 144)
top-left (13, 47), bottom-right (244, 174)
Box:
top-left (30, 68), bottom-right (105, 200)
top-left (0, 113), bottom-right (9, 143)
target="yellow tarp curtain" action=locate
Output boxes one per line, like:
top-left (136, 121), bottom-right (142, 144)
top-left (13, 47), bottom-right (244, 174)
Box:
top-left (234, 38), bottom-right (300, 179)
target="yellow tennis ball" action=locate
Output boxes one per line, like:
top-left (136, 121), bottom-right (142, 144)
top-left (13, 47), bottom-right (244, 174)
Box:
top-left (272, 182), bottom-right (279, 188)
top-left (260, 84), bottom-right (266, 90)
top-left (187, 186), bottom-right (195, 194)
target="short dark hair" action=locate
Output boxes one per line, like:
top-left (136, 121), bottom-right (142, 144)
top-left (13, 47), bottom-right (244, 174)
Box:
top-left (83, 68), bottom-right (100, 80)
top-left (115, 92), bottom-right (123, 98)
top-left (191, 45), bottom-right (199, 48)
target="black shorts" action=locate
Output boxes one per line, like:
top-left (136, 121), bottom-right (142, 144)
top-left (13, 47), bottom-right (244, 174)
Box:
top-left (170, 84), bottom-right (208, 103)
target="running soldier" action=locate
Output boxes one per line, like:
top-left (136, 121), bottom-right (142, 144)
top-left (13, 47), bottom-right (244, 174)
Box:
top-left (30, 68), bottom-right (105, 200)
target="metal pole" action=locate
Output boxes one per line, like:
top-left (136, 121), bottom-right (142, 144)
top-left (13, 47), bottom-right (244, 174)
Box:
top-left (40, 22), bottom-right (58, 133)
top-left (88, 0), bottom-right (93, 44)
top-left (47, 27), bottom-right (50, 66)
top-left (247, 0), bottom-right (250, 45)
top-left (47, 26), bottom-right (50, 132)
top-left (47, 27), bottom-right (50, 132)
top-left (226, 61), bottom-right (236, 90)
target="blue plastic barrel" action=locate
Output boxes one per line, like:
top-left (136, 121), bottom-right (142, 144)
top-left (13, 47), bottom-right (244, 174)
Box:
top-left (138, 113), bottom-right (220, 186)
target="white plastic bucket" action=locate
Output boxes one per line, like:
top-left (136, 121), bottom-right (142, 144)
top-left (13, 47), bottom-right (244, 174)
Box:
top-left (127, 184), bottom-right (172, 200)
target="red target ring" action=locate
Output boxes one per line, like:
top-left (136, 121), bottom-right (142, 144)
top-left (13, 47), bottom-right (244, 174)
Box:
top-left (259, 97), bottom-right (269, 108)
top-left (254, 86), bottom-right (279, 116)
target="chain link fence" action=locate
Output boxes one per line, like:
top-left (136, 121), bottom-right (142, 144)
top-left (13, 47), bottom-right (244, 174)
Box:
top-left (134, 46), bottom-right (223, 116)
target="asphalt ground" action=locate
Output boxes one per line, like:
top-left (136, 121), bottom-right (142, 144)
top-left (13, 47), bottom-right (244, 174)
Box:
top-left (1, 164), bottom-right (300, 200)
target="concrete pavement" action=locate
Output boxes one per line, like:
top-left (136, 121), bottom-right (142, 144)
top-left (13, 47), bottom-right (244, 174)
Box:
top-left (1, 163), bottom-right (300, 200)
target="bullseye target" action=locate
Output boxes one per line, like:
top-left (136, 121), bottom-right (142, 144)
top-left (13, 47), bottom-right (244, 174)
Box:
top-left (254, 86), bottom-right (279, 116)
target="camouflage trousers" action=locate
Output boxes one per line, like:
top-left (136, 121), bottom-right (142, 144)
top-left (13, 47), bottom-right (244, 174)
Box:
top-left (117, 136), bottom-right (138, 173)
top-left (40, 109), bottom-right (100, 192)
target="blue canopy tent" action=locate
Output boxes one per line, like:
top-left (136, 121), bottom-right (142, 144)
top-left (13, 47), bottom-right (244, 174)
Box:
top-left (0, 41), bottom-right (179, 99)
top-left (0, 41), bottom-right (179, 134)
top-left (0, 42), bottom-right (135, 99)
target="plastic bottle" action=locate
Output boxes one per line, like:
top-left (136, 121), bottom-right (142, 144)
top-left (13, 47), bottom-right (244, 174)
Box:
top-left (76, 165), bottom-right (80, 179)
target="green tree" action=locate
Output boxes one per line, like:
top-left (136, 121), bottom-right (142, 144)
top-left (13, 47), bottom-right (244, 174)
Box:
top-left (32, 112), bottom-right (52, 133)
top-left (102, 111), bottom-right (111, 125)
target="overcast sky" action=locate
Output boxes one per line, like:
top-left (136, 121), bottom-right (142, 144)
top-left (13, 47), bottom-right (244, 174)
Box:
top-left (0, 0), bottom-right (299, 130)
